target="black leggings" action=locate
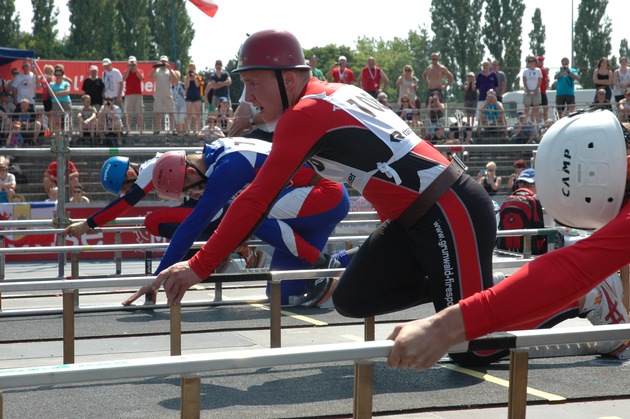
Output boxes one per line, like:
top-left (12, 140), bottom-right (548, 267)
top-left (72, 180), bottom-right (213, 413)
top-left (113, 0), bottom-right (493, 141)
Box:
top-left (333, 175), bottom-right (504, 365)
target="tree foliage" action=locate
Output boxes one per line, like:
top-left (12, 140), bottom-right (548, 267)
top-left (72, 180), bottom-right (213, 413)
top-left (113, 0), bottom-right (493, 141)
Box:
top-left (619, 39), bottom-right (629, 60)
top-left (483, 0), bottom-right (525, 91)
top-left (116, 0), bottom-right (152, 61)
top-left (528, 8), bottom-right (546, 57)
top-left (150, 0), bottom-right (195, 67)
top-left (430, 0), bottom-right (484, 101)
top-left (574, 0), bottom-right (613, 88)
top-left (0, 0), bottom-right (22, 48)
top-left (30, 0), bottom-right (62, 58)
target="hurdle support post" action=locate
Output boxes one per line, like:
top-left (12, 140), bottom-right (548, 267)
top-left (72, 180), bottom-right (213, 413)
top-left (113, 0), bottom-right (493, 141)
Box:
top-left (62, 289), bottom-right (76, 364)
top-left (170, 304), bottom-right (182, 356)
top-left (507, 348), bottom-right (529, 419)
top-left (180, 375), bottom-right (201, 419)
top-left (270, 279), bottom-right (282, 348)
top-left (353, 361), bottom-right (374, 419)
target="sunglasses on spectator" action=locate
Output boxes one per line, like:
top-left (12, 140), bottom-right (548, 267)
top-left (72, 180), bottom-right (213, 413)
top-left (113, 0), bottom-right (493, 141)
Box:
top-left (0, 167), bottom-right (7, 171)
top-left (528, 60), bottom-right (536, 63)
top-left (55, 73), bottom-right (63, 76)
top-left (404, 69), bottom-right (411, 72)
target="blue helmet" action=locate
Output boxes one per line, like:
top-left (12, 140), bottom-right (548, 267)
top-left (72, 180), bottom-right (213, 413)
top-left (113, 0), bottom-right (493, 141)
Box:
top-left (100, 156), bottom-right (130, 195)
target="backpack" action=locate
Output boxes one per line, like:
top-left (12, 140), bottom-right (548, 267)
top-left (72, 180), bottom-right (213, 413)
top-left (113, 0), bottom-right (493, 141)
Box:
top-left (496, 188), bottom-right (547, 254)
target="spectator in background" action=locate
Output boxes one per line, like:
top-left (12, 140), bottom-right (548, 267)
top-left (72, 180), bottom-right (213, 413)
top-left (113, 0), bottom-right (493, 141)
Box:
top-left (43, 160), bottom-right (79, 200)
top-left (148, 55), bottom-right (178, 134)
top-left (397, 95), bottom-right (417, 127)
top-left (101, 58), bottom-right (123, 107)
top-left (591, 88), bottom-right (613, 111)
top-left (357, 57), bottom-right (389, 98)
top-left (46, 186), bottom-right (58, 202)
top-left (618, 88), bottom-right (630, 123)
top-left (82, 65), bottom-right (105, 110)
top-left (172, 70), bottom-right (187, 135)
top-left (475, 61), bottom-right (498, 124)
top-left (491, 59), bottom-right (507, 102)
top-left (5, 67), bottom-right (20, 111)
top-left (429, 124), bottom-right (445, 146)
top-left (123, 56), bottom-right (145, 134)
top-left (12, 61), bottom-right (40, 109)
top-left (6, 121), bottom-right (24, 148)
top-left (77, 94), bottom-right (98, 142)
top-left (377, 92), bottom-right (393, 110)
top-left (184, 62), bottom-right (203, 134)
top-left (613, 57), bottom-right (630, 104)
top-left (208, 59), bottom-right (232, 109)
top-left (396, 65), bottom-right (420, 109)
top-left (49, 66), bottom-right (72, 134)
top-left (327, 56), bottom-right (355, 85)
top-left (422, 52), bottom-right (453, 104)
top-left (478, 89), bottom-right (507, 142)
top-left (69, 183), bottom-right (90, 203)
top-left (536, 56), bottom-right (550, 121)
top-left (478, 161), bottom-right (502, 196)
top-left (522, 56), bottom-right (542, 125)
top-left (554, 57), bottom-right (579, 117)
top-left (424, 91), bottom-right (445, 134)
top-left (197, 115), bottom-right (225, 145)
top-left (308, 55), bottom-right (326, 81)
top-left (12, 98), bottom-right (41, 144)
top-left (213, 96), bottom-right (233, 134)
top-left (98, 96), bottom-right (123, 144)
top-left (40, 64), bottom-right (55, 124)
top-left (506, 159), bottom-right (528, 193)
top-left (511, 112), bottom-right (538, 145)
top-left (0, 162), bottom-right (17, 202)
top-left (593, 56), bottom-right (613, 102)
top-left (463, 72), bottom-right (477, 126)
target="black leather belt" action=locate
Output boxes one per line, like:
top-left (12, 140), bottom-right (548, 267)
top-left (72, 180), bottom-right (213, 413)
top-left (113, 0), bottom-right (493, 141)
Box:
top-left (395, 159), bottom-right (466, 228)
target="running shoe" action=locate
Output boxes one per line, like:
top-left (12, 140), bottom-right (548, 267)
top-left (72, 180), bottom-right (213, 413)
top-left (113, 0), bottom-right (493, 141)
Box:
top-left (583, 274), bottom-right (630, 356)
top-left (300, 255), bottom-right (341, 308)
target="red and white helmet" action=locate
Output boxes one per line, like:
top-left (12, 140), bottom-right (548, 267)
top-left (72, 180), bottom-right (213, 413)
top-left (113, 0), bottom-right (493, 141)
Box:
top-left (232, 30), bottom-right (310, 73)
top-left (152, 151), bottom-right (187, 201)
top-left (536, 109), bottom-right (627, 230)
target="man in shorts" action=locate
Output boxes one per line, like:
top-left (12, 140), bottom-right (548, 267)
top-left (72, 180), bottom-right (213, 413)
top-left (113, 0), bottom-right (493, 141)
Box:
top-left (522, 56), bottom-right (542, 124)
top-left (148, 55), bottom-right (177, 134)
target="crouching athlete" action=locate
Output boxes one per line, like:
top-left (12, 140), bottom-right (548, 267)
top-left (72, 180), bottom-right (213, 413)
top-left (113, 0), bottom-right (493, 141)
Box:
top-left (123, 137), bottom-right (349, 306)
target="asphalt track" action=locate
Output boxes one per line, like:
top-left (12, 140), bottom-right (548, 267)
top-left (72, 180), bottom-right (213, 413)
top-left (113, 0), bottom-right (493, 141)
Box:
top-left (3, 260), bottom-right (630, 418)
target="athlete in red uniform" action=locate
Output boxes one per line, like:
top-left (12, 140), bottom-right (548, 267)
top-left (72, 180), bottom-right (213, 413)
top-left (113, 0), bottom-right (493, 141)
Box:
top-left (386, 111), bottom-right (630, 370)
top-left (151, 31), bottom-right (622, 366)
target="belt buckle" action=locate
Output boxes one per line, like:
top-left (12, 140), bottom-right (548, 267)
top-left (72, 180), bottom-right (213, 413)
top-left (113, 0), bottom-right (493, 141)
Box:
top-left (451, 153), bottom-right (468, 172)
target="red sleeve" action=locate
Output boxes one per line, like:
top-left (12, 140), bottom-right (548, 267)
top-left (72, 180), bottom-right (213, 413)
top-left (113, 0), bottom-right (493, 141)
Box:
top-left (461, 200), bottom-right (630, 340)
top-left (188, 107), bottom-right (321, 279)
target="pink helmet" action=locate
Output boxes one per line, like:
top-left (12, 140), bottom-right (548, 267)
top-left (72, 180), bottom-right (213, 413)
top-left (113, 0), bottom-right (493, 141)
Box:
top-left (152, 151), bottom-right (187, 201)
top-left (232, 30), bottom-right (310, 73)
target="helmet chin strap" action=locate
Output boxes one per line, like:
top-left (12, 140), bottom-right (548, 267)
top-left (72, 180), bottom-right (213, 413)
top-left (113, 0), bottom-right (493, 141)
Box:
top-left (275, 70), bottom-right (290, 111)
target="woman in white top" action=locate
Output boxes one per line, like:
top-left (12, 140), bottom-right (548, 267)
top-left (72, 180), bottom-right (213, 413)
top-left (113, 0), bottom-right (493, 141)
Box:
top-left (395, 65), bottom-right (420, 108)
top-left (613, 56), bottom-right (630, 104)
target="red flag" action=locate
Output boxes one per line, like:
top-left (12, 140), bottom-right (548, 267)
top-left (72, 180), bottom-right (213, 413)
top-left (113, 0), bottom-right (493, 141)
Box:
top-left (189, 0), bottom-right (219, 18)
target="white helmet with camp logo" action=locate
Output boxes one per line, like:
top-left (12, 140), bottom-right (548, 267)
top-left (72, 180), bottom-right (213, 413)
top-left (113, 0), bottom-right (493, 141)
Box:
top-left (536, 109), bottom-right (627, 230)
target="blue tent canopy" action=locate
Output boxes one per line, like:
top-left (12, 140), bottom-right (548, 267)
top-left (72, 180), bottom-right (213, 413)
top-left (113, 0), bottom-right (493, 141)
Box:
top-left (0, 47), bottom-right (36, 67)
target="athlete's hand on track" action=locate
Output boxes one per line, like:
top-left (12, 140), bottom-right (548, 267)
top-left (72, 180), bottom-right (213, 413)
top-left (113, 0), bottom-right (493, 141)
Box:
top-left (151, 261), bottom-right (203, 306)
top-left (65, 221), bottom-right (90, 237)
top-left (121, 285), bottom-right (155, 306)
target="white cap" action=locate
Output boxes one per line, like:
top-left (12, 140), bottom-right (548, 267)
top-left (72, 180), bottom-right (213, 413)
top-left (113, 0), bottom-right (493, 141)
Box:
top-left (102, 58), bottom-right (112, 65)
top-left (159, 55), bottom-right (169, 62)
top-left (128, 56), bottom-right (137, 63)
top-left (338, 56), bottom-right (347, 62)
top-left (89, 65), bottom-right (98, 71)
